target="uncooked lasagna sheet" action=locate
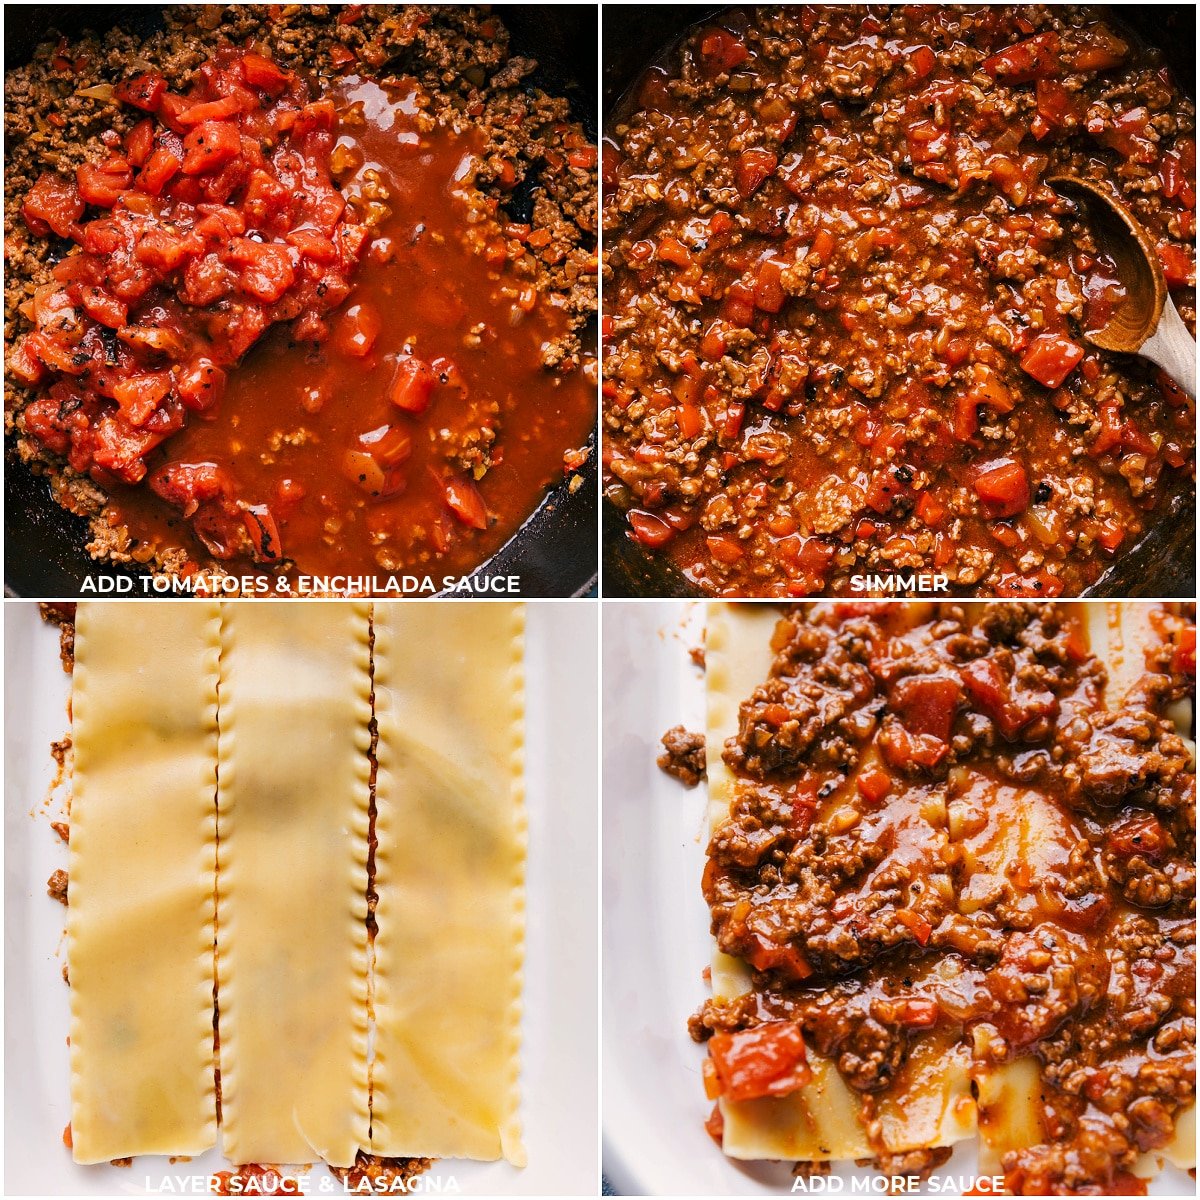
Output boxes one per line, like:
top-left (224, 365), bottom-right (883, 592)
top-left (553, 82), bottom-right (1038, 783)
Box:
top-left (68, 601), bottom-right (220, 1163)
top-left (216, 602), bottom-right (371, 1167)
top-left (370, 601), bottom-right (526, 1165)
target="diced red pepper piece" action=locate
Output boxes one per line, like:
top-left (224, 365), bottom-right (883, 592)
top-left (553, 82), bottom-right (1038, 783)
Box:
top-left (113, 73), bottom-right (167, 112)
top-left (443, 475), bottom-right (489, 530)
top-left (1020, 333), bottom-right (1084, 388)
top-left (705, 1021), bottom-right (811, 1103)
top-left (181, 121), bottom-right (242, 175)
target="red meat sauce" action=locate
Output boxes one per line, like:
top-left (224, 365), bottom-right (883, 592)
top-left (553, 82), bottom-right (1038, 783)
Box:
top-left (603, 7), bottom-right (1196, 598)
top-left (15, 50), bottom-right (594, 582)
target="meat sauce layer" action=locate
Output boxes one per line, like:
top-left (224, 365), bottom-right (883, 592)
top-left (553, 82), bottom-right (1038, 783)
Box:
top-left (694, 602), bottom-right (1196, 1195)
top-left (604, 6), bottom-right (1196, 597)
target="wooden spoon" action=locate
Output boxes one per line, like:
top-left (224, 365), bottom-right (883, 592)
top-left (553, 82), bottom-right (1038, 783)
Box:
top-left (1048, 173), bottom-right (1196, 397)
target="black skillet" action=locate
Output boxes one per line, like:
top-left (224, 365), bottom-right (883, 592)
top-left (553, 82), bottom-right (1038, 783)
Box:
top-left (601, 4), bottom-right (1196, 599)
top-left (4, 4), bottom-right (598, 599)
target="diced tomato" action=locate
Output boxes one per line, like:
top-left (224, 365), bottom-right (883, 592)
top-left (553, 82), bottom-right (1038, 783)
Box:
top-left (1172, 626), bottom-right (1196, 675)
top-left (890, 675), bottom-right (961, 742)
top-left (1020, 333), bottom-right (1084, 388)
top-left (114, 73), bottom-right (167, 112)
top-left (982, 32), bottom-right (1061, 85)
top-left (629, 510), bottom-right (675, 548)
top-left (181, 120), bottom-right (242, 175)
top-left (973, 459), bottom-right (1029, 518)
top-left (696, 28), bottom-right (748, 78)
top-left (112, 371), bottom-right (173, 426)
top-left (388, 356), bottom-right (436, 414)
top-left (175, 358), bottom-right (226, 413)
top-left (745, 934), bottom-right (812, 981)
top-left (176, 93), bottom-right (251, 127)
top-left (1157, 241), bottom-right (1195, 289)
top-left (138, 147), bottom-right (182, 195)
top-left (705, 1022), bottom-right (811, 1103)
top-left (1106, 811), bottom-right (1168, 861)
top-left (699, 323), bottom-right (727, 362)
top-left (242, 503), bottom-right (283, 562)
top-left (123, 119), bottom-right (155, 167)
top-left (961, 656), bottom-right (1058, 735)
top-left (443, 475), bottom-right (489, 530)
top-left (358, 423), bottom-right (413, 467)
top-left (149, 461), bottom-right (228, 516)
top-left (228, 239), bottom-right (296, 303)
top-left (76, 158), bottom-right (132, 208)
top-left (856, 765), bottom-right (892, 804)
top-left (22, 172), bottom-right (84, 238)
top-left (735, 148), bottom-right (778, 198)
top-left (995, 570), bottom-right (1065, 598)
top-left (7, 337), bottom-right (48, 387)
top-left (915, 490), bottom-right (947, 527)
top-left (78, 286), bottom-right (128, 329)
top-left (241, 51), bottom-right (291, 95)
top-left (894, 910), bottom-right (934, 948)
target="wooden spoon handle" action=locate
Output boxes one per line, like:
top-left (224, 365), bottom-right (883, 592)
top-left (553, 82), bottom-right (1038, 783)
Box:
top-left (1139, 296), bottom-right (1196, 398)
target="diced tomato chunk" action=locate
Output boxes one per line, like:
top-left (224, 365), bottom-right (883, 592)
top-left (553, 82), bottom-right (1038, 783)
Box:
top-left (76, 158), bottom-right (132, 208)
top-left (1171, 626), bottom-right (1196, 675)
top-left (388, 356), bottom-right (437, 414)
top-left (181, 120), bottom-right (242, 175)
top-left (124, 119), bottom-right (156, 167)
top-left (1020, 333), bottom-right (1084, 388)
top-left (22, 172), bottom-right (84, 238)
top-left (745, 935), bottom-right (812, 981)
top-left (706, 1022), bottom-right (811, 1103)
top-left (629, 510), bottom-right (675, 548)
top-left (149, 461), bottom-right (229, 515)
top-left (1157, 241), bottom-right (1195, 288)
top-left (443, 475), bottom-right (489, 530)
top-left (228, 238), bottom-right (296, 303)
top-left (894, 911), bottom-right (935, 949)
top-left (175, 358), bottom-right (226, 413)
top-left (114, 73), bottom-right (167, 112)
top-left (112, 371), bottom-right (173, 426)
top-left (697, 28), bottom-right (749, 77)
top-left (704, 1103), bottom-right (725, 1148)
top-left (735, 148), bottom-right (778, 198)
top-left (241, 52), bottom-right (292, 95)
top-left (332, 301), bottom-right (380, 357)
top-left (973, 459), bottom-right (1030, 518)
top-left (982, 32), bottom-right (1061, 85)
top-left (890, 675), bottom-right (961, 742)
top-left (856, 765), bottom-right (892, 804)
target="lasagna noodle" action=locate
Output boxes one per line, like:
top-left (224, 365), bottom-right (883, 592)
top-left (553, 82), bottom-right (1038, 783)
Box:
top-left (68, 601), bottom-right (220, 1163)
top-left (216, 602), bottom-right (371, 1167)
top-left (370, 601), bottom-right (526, 1165)
top-left (706, 603), bottom-right (976, 1161)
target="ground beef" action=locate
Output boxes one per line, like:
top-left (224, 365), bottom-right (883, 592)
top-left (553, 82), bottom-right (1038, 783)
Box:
top-left (47, 868), bottom-right (68, 904)
top-left (657, 724), bottom-right (706, 787)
